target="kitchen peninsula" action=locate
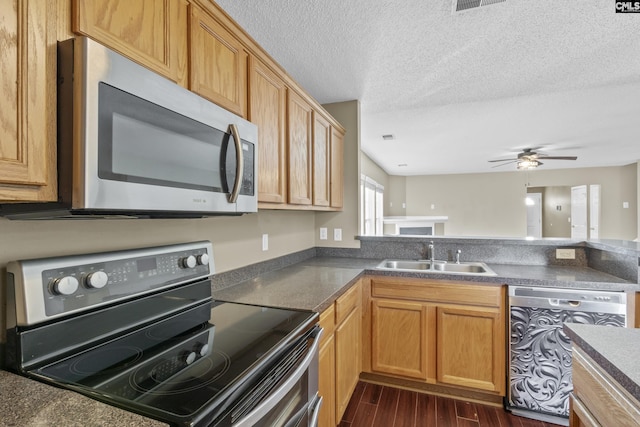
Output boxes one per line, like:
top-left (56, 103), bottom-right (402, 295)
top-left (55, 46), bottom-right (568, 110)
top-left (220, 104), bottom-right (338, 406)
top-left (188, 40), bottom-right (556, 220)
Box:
top-left (2, 236), bottom-right (639, 425)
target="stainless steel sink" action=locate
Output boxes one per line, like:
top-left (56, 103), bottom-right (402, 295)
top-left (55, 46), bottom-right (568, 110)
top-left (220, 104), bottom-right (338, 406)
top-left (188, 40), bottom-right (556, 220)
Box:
top-left (377, 259), bottom-right (497, 276)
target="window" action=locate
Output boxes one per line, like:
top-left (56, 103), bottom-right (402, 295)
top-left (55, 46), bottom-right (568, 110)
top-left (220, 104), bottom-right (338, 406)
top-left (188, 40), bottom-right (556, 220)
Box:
top-left (360, 175), bottom-right (384, 236)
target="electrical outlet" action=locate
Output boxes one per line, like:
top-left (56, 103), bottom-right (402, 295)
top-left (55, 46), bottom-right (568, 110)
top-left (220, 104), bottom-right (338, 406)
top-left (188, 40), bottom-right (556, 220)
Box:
top-left (319, 227), bottom-right (328, 240)
top-left (334, 228), bottom-right (342, 241)
top-left (556, 248), bottom-right (575, 259)
top-left (262, 234), bottom-right (268, 251)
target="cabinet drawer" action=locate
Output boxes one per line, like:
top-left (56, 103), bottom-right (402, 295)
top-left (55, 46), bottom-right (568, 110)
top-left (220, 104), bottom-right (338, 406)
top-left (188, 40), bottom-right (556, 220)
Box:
top-left (335, 282), bottom-right (361, 325)
top-left (371, 277), bottom-right (503, 307)
top-left (573, 349), bottom-right (640, 427)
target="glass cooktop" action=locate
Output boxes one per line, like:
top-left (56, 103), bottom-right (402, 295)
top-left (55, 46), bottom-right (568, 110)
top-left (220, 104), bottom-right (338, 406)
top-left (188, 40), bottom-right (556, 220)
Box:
top-left (31, 301), bottom-right (317, 426)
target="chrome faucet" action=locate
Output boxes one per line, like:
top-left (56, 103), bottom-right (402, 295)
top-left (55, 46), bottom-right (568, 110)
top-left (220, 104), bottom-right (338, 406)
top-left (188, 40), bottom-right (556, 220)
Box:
top-left (455, 249), bottom-right (462, 264)
top-left (428, 241), bottom-right (435, 262)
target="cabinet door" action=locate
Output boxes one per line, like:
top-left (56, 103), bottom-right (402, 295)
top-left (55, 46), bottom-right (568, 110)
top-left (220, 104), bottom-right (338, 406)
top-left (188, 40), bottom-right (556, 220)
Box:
top-left (73, 0), bottom-right (188, 86)
top-left (0, 0), bottom-right (57, 202)
top-left (436, 305), bottom-right (505, 393)
top-left (249, 57), bottom-right (287, 204)
top-left (330, 127), bottom-right (344, 209)
top-left (189, 4), bottom-right (247, 117)
top-left (318, 333), bottom-right (336, 427)
top-left (371, 299), bottom-right (429, 381)
top-left (287, 90), bottom-right (313, 205)
top-left (313, 112), bottom-right (331, 207)
top-left (334, 305), bottom-right (361, 424)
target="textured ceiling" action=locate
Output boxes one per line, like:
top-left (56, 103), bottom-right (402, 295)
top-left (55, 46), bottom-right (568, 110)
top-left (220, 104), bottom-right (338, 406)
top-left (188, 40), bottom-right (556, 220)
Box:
top-left (215, 0), bottom-right (640, 175)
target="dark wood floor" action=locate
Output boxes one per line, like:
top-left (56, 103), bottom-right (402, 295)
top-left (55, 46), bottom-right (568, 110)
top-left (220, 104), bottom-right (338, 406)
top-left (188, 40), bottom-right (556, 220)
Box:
top-left (339, 381), bottom-right (564, 427)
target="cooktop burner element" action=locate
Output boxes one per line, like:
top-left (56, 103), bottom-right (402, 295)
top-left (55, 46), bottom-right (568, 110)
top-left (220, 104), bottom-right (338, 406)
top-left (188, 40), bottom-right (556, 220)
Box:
top-left (6, 241), bottom-right (320, 426)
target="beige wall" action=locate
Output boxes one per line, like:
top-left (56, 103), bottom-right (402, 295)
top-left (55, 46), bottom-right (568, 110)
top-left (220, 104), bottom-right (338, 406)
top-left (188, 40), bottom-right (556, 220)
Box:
top-left (361, 153), bottom-right (389, 190)
top-left (315, 101), bottom-right (361, 248)
top-left (401, 164), bottom-right (638, 239)
top-left (0, 211), bottom-right (316, 346)
top-left (528, 186), bottom-right (572, 237)
top-left (406, 171), bottom-right (526, 237)
top-left (387, 176), bottom-right (407, 217)
top-left (0, 211), bottom-right (315, 274)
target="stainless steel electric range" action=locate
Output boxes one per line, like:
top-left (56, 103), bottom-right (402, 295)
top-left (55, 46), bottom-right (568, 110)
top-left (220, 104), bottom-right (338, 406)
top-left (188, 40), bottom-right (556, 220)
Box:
top-left (5, 241), bottom-right (321, 426)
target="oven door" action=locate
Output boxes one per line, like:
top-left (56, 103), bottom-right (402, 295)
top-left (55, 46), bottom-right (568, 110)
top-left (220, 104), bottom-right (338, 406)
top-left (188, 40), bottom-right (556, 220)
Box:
top-left (231, 327), bottom-right (323, 427)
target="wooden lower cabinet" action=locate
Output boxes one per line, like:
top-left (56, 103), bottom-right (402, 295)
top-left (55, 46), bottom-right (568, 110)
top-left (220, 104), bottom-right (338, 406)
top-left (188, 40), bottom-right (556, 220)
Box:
top-left (436, 304), bottom-right (504, 393)
top-left (318, 333), bottom-right (335, 427)
top-left (317, 280), bottom-right (362, 427)
top-left (368, 277), bottom-right (506, 397)
top-left (371, 299), bottom-right (431, 381)
top-left (335, 305), bottom-right (361, 422)
top-left (570, 348), bottom-right (640, 427)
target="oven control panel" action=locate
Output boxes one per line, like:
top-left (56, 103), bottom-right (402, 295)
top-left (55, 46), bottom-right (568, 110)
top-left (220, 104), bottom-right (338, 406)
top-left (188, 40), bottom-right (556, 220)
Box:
top-left (7, 241), bottom-right (214, 326)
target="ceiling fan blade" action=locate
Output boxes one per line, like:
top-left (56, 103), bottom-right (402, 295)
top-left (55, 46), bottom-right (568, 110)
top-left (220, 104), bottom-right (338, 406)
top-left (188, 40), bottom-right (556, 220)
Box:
top-left (488, 158), bottom-right (517, 163)
top-left (491, 160), bottom-right (518, 168)
top-left (538, 156), bottom-right (578, 160)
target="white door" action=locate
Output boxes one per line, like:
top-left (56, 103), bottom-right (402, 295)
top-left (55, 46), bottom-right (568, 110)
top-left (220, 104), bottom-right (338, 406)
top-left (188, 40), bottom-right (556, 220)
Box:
top-left (589, 184), bottom-right (601, 239)
top-left (571, 185), bottom-right (588, 239)
top-left (526, 193), bottom-right (542, 238)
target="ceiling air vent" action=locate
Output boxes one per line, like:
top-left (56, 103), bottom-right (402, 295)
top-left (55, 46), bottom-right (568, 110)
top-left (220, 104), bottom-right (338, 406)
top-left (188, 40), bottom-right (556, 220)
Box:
top-left (454, 0), bottom-right (506, 12)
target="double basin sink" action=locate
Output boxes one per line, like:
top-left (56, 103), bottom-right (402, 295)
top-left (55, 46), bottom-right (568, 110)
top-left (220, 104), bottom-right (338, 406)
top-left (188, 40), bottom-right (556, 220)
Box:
top-left (377, 259), bottom-right (497, 276)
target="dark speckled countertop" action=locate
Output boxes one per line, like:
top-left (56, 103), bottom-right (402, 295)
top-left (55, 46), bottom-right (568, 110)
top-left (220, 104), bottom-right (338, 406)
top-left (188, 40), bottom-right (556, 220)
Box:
top-left (211, 256), bottom-right (637, 313)
top-left (564, 323), bottom-right (640, 403)
top-left (0, 370), bottom-right (167, 427)
top-left (211, 258), bottom-right (378, 312)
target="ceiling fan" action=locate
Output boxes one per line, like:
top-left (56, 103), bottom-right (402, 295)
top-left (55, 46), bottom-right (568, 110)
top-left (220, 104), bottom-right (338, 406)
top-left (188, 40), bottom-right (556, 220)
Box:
top-left (489, 148), bottom-right (578, 170)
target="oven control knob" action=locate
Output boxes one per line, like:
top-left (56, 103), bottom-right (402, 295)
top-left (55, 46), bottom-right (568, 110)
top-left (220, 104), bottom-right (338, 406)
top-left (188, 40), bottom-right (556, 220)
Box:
top-left (197, 253), bottom-right (209, 266)
top-left (85, 271), bottom-right (109, 289)
top-left (183, 351), bottom-right (197, 365)
top-left (181, 255), bottom-right (197, 269)
top-left (50, 276), bottom-right (79, 296)
top-left (196, 343), bottom-right (210, 357)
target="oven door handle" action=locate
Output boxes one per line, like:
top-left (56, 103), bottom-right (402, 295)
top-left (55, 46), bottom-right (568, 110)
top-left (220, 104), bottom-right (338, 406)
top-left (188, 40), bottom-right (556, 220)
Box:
top-left (235, 327), bottom-right (324, 426)
top-left (309, 394), bottom-right (323, 427)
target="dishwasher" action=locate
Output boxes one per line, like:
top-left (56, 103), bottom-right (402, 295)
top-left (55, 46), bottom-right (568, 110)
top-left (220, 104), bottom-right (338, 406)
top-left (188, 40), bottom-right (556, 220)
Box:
top-left (507, 285), bottom-right (627, 425)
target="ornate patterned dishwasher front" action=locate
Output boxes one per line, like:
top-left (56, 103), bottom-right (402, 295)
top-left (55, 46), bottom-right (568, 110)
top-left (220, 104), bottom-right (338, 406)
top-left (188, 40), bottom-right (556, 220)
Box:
top-left (507, 285), bottom-right (626, 426)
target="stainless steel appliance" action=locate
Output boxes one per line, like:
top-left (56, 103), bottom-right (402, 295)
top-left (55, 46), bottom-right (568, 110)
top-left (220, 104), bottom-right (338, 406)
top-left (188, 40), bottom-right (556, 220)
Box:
top-left (6, 241), bottom-right (322, 426)
top-left (1, 36), bottom-right (257, 219)
top-left (507, 285), bottom-right (627, 426)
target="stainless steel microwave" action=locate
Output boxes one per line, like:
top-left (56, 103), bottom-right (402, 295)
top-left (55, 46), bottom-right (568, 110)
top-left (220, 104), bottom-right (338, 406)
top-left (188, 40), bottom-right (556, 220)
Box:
top-left (1, 36), bottom-right (257, 219)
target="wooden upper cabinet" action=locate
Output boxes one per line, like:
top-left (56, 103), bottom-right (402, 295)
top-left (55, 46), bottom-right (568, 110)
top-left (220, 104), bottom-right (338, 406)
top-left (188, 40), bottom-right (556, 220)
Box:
top-left (249, 57), bottom-right (287, 204)
top-left (0, 0), bottom-right (57, 202)
top-left (313, 112), bottom-right (331, 207)
top-left (330, 126), bottom-right (344, 209)
top-left (287, 90), bottom-right (313, 205)
top-left (189, 3), bottom-right (247, 117)
top-left (73, 0), bottom-right (188, 87)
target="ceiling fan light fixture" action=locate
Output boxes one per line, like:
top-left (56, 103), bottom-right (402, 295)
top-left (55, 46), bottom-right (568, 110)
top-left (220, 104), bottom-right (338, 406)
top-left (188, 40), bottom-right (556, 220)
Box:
top-left (517, 159), bottom-right (540, 170)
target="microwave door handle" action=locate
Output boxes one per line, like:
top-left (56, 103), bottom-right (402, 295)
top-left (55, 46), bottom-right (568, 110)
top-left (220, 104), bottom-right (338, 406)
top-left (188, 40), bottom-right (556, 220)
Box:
top-left (227, 124), bottom-right (244, 203)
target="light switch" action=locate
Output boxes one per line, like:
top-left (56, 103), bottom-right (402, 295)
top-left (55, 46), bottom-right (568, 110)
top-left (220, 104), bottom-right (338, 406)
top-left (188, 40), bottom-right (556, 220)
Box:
top-left (262, 234), bottom-right (268, 251)
top-left (319, 228), bottom-right (327, 240)
top-left (334, 228), bottom-right (342, 241)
